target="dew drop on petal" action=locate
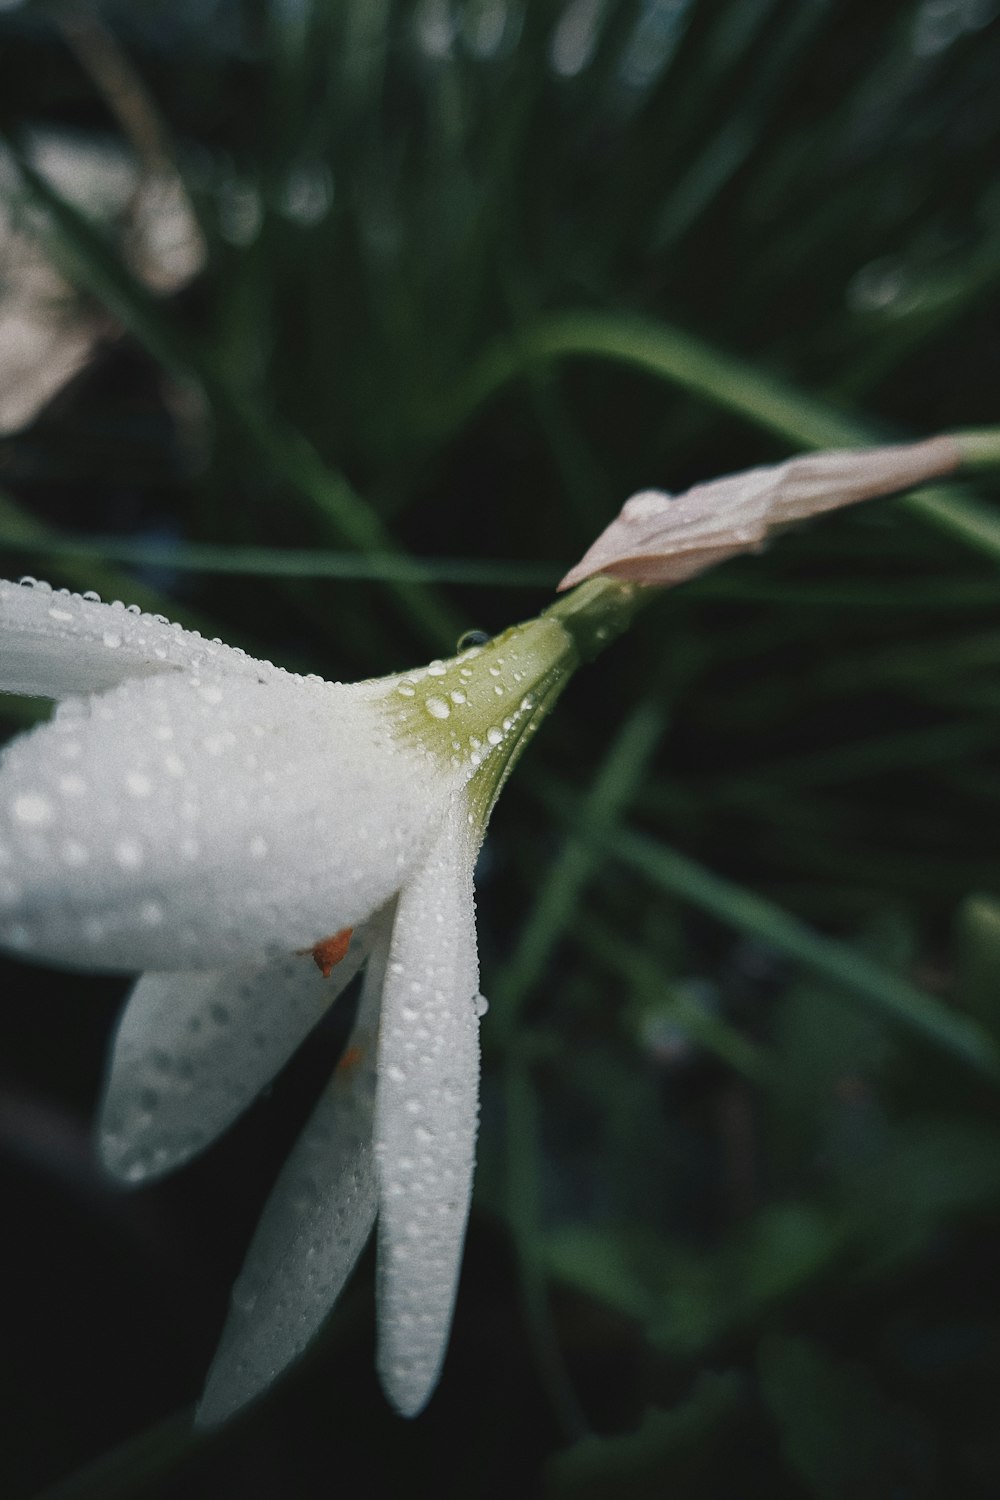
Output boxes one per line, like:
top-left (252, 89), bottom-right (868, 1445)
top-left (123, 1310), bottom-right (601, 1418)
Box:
top-left (426, 660), bottom-right (447, 677)
top-left (425, 696), bottom-right (451, 720)
top-left (474, 993), bottom-right (490, 1017)
top-left (102, 630), bottom-right (123, 649)
top-left (13, 793), bottom-right (54, 827)
top-left (486, 727), bottom-right (504, 746)
top-left (115, 839), bottom-right (144, 870)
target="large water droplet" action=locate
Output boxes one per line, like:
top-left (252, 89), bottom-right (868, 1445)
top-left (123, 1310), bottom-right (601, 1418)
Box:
top-left (474, 993), bottom-right (490, 1017)
top-left (425, 696), bottom-right (451, 720)
top-left (12, 793), bottom-right (54, 827)
top-left (457, 629), bottom-right (490, 650)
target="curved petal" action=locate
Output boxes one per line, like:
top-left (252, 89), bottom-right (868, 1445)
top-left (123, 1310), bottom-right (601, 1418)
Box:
top-left (0, 667), bottom-right (449, 969)
top-left (373, 796), bottom-right (482, 1417)
top-left (0, 577), bottom-right (293, 700)
top-left (99, 921), bottom-right (376, 1184)
top-left (196, 912), bottom-right (391, 1428)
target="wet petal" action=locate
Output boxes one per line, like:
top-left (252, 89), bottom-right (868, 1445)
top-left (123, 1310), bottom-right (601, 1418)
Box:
top-left (0, 668), bottom-right (447, 969)
top-left (374, 797), bottom-right (481, 1417)
top-left (196, 914), bottom-right (390, 1427)
top-left (0, 577), bottom-right (290, 699)
top-left (99, 922), bottom-right (375, 1183)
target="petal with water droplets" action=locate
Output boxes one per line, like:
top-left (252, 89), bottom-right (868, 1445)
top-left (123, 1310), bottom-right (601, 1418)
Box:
top-left (196, 914), bottom-right (390, 1427)
top-left (0, 578), bottom-right (288, 700)
top-left (0, 668), bottom-right (446, 969)
top-left (374, 797), bottom-right (481, 1418)
top-left (99, 922), bottom-right (375, 1183)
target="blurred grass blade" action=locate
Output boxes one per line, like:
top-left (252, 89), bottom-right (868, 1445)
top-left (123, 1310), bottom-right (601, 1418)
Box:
top-left (4, 141), bottom-right (461, 646)
top-left (541, 788), bottom-right (1000, 1080)
top-left (0, 527), bottom-right (561, 588)
top-left (452, 310), bottom-right (1000, 561)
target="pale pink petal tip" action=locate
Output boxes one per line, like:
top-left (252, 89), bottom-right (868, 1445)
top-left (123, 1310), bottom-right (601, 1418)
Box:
top-left (557, 436), bottom-right (961, 593)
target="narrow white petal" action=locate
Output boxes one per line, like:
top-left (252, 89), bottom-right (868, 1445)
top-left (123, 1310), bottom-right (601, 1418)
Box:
top-left (196, 915), bottom-right (391, 1427)
top-left (99, 923), bottom-right (374, 1183)
top-left (0, 668), bottom-right (448, 969)
top-left (374, 797), bottom-right (482, 1417)
top-left (0, 577), bottom-right (291, 699)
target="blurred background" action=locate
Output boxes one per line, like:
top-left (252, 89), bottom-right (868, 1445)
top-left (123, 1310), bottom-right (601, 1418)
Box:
top-left (2, 1), bottom-right (1000, 1495)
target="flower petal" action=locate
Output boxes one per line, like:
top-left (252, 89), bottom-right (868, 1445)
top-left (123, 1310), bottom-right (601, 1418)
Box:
top-left (373, 797), bottom-right (482, 1417)
top-left (0, 667), bottom-right (447, 969)
top-left (99, 922), bottom-right (375, 1184)
top-left (196, 914), bottom-right (390, 1427)
top-left (0, 577), bottom-right (290, 699)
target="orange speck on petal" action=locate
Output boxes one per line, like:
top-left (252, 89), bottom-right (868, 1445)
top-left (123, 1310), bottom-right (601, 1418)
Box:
top-left (336, 1045), bottom-right (364, 1074)
top-left (309, 927), bottom-right (353, 978)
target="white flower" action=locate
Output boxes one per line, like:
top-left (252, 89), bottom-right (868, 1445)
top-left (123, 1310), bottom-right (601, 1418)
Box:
top-left (0, 575), bottom-right (602, 1421)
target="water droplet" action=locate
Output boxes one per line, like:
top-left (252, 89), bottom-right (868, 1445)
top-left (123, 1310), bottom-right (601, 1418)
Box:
top-left (48, 606), bottom-right (74, 623)
top-left (13, 793), bottom-right (53, 827)
top-left (486, 727), bottom-right (503, 746)
top-left (427, 659), bottom-right (447, 677)
top-left (457, 629), bottom-right (490, 650)
top-left (449, 689), bottom-right (466, 705)
top-left (425, 696), bottom-right (450, 720)
top-left (115, 839), bottom-right (144, 870)
top-left (82, 590), bottom-right (101, 603)
top-left (397, 681), bottom-right (416, 698)
top-left (520, 694), bottom-right (536, 712)
top-left (474, 993), bottom-right (490, 1017)
top-left (102, 630), bottom-right (123, 649)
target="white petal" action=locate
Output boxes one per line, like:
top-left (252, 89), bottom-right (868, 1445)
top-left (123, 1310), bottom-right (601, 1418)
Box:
top-left (0, 577), bottom-right (290, 699)
top-left (99, 922), bottom-right (374, 1183)
top-left (0, 668), bottom-right (448, 969)
top-left (373, 796), bottom-right (482, 1417)
top-left (196, 914), bottom-right (390, 1427)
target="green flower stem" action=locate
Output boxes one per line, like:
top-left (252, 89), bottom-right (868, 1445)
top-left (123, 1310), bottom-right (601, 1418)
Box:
top-left (451, 311), bottom-right (1000, 562)
top-left (950, 429), bottom-right (1000, 469)
top-left (541, 574), bottom-right (645, 664)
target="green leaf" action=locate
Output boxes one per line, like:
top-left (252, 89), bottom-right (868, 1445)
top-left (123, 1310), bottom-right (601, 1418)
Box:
top-left (758, 1335), bottom-right (932, 1500)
